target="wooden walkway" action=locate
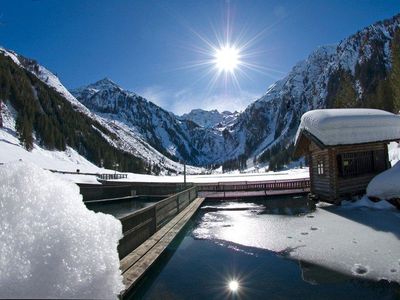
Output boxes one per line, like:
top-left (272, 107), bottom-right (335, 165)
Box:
top-left (119, 197), bottom-right (205, 298)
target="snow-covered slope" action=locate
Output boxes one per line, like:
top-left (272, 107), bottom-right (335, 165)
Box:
top-left (0, 48), bottom-right (203, 175)
top-left (226, 14), bottom-right (400, 164)
top-left (72, 78), bottom-right (231, 165)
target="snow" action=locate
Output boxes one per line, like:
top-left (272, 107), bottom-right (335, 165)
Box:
top-left (0, 48), bottom-right (21, 66)
top-left (296, 109), bottom-right (400, 146)
top-left (0, 162), bottom-right (123, 298)
top-left (117, 167), bottom-right (310, 184)
top-left (367, 162), bottom-right (400, 201)
top-left (0, 104), bottom-right (102, 177)
top-left (342, 195), bottom-right (396, 210)
top-left (388, 141), bottom-right (400, 165)
top-left (365, 141), bottom-right (400, 201)
top-left (193, 199), bottom-right (400, 283)
top-left (180, 109), bottom-right (238, 129)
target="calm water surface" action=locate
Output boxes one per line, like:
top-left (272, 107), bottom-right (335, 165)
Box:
top-left (130, 196), bottom-right (400, 299)
top-left (85, 197), bottom-right (162, 218)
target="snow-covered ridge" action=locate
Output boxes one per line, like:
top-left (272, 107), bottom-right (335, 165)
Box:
top-left (335, 14), bottom-right (400, 74)
top-left (180, 109), bottom-right (239, 129)
top-left (234, 14), bottom-right (400, 162)
top-left (0, 47), bottom-right (91, 114)
top-left (0, 47), bottom-right (203, 174)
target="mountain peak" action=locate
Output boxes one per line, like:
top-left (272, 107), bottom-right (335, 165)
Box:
top-left (88, 77), bottom-right (121, 91)
top-left (71, 77), bottom-right (128, 101)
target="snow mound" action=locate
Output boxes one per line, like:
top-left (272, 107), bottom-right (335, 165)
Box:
top-left (296, 109), bottom-right (400, 146)
top-left (0, 162), bottom-right (123, 299)
top-left (388, 141), bottom-right (400, 166)
top-left (342, 195), bottom-right (395, 210)
top-left (367, 162), bottom-right (400, 201)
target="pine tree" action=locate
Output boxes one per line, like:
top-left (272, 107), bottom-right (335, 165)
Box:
top-left (331, 70), bottom-right (358, 108)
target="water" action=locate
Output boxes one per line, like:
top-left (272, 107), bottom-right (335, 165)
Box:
top-left (85, 196), bottom-right (163, 219)
top-left (130, 196), bottom-right (400, 299)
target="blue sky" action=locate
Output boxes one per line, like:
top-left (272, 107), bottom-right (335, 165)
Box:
top-left (0, 0), bottom-right (399, 114)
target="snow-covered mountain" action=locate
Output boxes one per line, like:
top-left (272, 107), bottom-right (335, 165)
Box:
top-left (1, 13), bottom-right (399, 172)
top-left (72, 78), bottom-right (205, 164)
top-left (0, 48), bottom-right (203, 174)
top-left (218, 13), bottom-right (400, 169)
top-left (73, 13), bottom-right (400, 170)
top-left (180, 109), bottom-right (238, 128)
top-left (241, 13), bottom-right (400, 168)
top-left (72, 79), bottom-right (248, 166)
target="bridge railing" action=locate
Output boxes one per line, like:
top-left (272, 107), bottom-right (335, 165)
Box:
top-left (197, 178), bottom-right (310, 192)
top-left (117, 185), bottom-right (198, 259)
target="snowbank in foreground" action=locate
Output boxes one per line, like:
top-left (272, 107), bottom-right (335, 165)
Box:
top-left (0, 162), bottom-right (123, 298)
top-left (367, 162), bottom-right (400, 200)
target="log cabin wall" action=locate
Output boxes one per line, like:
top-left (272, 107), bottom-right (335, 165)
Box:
top-left (308, 141), bottom-right (390, 203)
top-left (309, 142), bottom-right (333, 201)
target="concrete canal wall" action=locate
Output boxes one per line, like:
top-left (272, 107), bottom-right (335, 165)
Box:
top-left (78, 182), bottom-right (191, 201)
top-left (118, 186), bottom-right (198, 259)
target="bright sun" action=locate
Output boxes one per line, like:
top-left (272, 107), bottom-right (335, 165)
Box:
top-left (214, 45), bottom-right (240, 73)
top-left (228, 280), bottom-right (239, 292)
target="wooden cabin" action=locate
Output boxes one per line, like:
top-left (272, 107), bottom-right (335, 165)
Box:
top-left (294, 109), bottom-right (400, 204)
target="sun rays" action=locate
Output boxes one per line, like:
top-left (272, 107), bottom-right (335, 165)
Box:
top-left (173, 11), bottom-right (286, 99)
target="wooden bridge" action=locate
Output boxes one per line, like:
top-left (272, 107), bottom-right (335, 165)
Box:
top-left (197, 178), bottom-right (310, 199)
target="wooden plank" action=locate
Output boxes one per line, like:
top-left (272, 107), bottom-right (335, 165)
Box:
top-left (120, 197), bottom-right (204, 298)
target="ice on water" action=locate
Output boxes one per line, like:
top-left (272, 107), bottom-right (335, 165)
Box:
top-left (0, 162), bottom-right (124, 299)
top-left (194, 200), bottom-right (400, 283)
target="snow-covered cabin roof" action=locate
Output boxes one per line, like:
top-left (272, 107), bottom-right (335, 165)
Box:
top-left (295, 109), bottom-right (400, 153)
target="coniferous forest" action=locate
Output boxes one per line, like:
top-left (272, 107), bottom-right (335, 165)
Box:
top-left (0, 54), bottom-right (148, 173)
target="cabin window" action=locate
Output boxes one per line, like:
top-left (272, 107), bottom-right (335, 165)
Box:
top-left (337, 150), bottom-right (386, 177)
top-left (373, 149), bottom-right (387, 172)
top-left (317, 161), bottom-right (324, 175)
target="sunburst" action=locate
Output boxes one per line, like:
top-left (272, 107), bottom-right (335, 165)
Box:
top-left (171, 4), bottom-right (287, 98)
top-left (214, 45), bottom-right (241, 73)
